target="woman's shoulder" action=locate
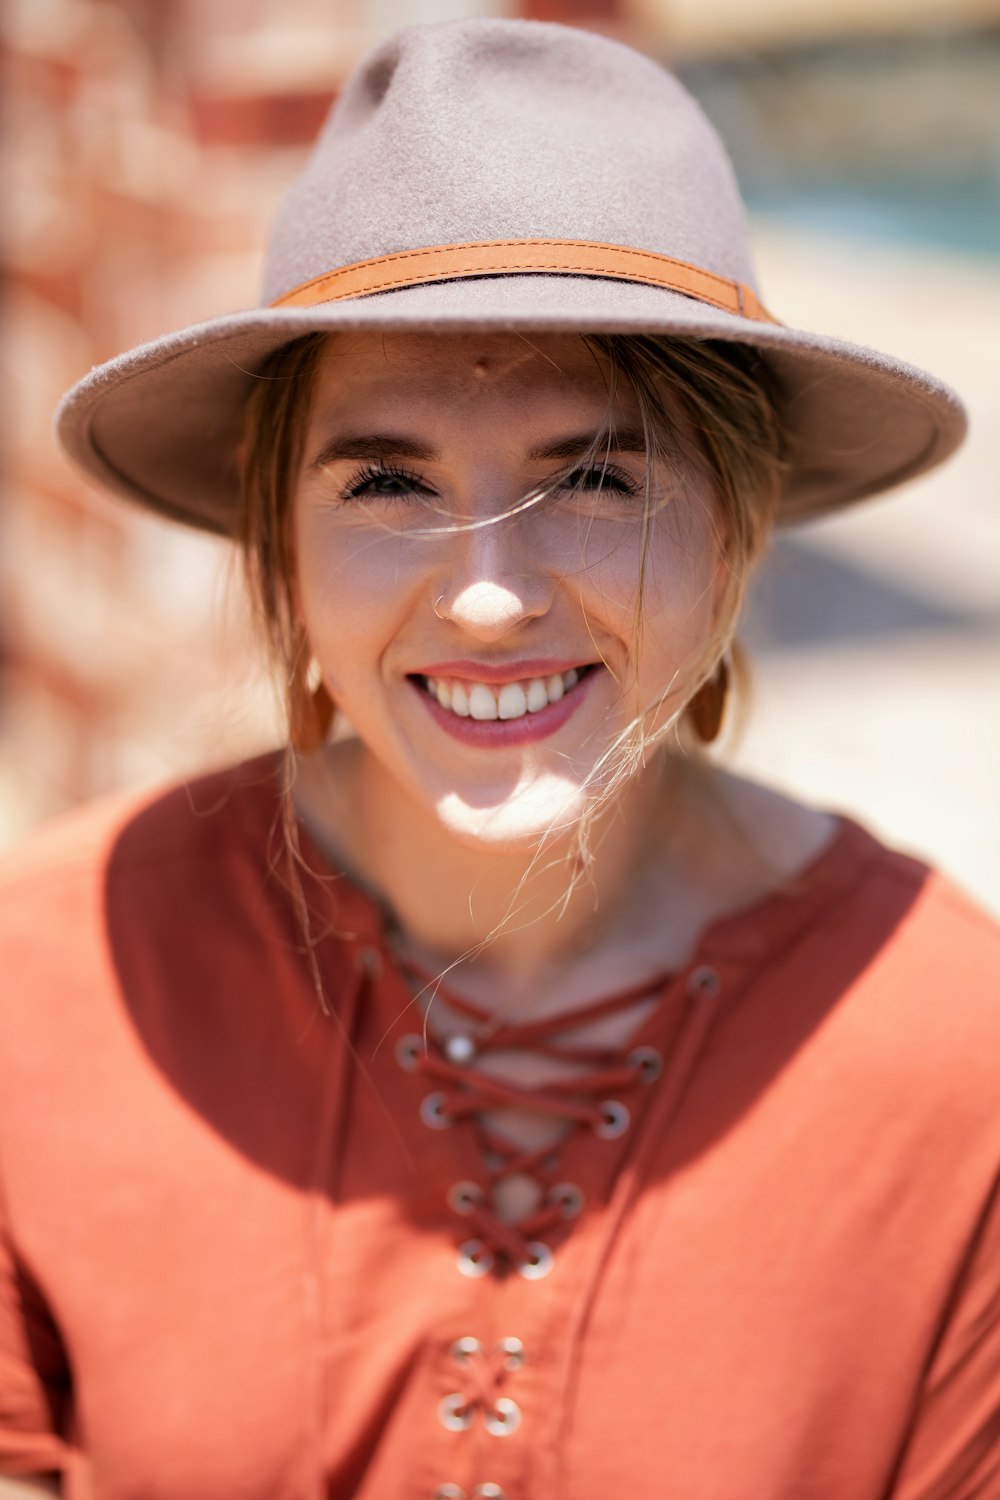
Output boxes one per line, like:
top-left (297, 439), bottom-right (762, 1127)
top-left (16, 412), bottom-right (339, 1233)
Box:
top-left (718, 768), bottom-right (998, 952)
top-left (711, 769), bottom-right (1000, 1035)
top-left (0, 753), bottom-right (285, 938)
top-left (703, 777), bottom-right (1000, 1158)
top-left (827, 812), bottom-right (1000, 983)
top-left (0, 753), bottom-right (343, 1088)
top-left (765, 795), bottom-right (1000, 1114)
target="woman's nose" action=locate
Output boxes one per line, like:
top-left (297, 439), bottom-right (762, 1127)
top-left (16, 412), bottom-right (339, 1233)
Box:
top-left (432, 516), bottom-right (552, 641)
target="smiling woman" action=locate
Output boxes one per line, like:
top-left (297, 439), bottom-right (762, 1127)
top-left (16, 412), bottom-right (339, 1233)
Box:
top-left (3, 17), bottom-right (1000, 1500)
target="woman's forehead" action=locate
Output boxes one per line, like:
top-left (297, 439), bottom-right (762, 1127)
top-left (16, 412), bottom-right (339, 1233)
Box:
top-left (303, 335), bottom-right (653, 465)
top-left (313, 330), bottom-right (625, 408)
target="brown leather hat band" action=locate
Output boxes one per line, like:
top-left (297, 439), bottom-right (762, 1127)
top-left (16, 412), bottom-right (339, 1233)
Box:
top-left (270, 238), bottom-right (778, 323)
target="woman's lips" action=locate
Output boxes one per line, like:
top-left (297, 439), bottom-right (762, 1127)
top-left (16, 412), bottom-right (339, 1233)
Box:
top-left (416, 658), bottom-right (592, 684)
top-left (410, 664), bottom-right (600, 747)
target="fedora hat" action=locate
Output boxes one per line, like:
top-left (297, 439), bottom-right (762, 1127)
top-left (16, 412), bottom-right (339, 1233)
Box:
top-left (56, 18), bottom-right (966, 536)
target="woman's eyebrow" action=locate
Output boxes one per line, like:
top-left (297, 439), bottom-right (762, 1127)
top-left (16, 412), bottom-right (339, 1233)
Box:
top-left (309, 426), bottom-right (649, 470)
top-left (527, 427), bottom-right (647, 461)
top-left (309, 433), bottom-right (437, 468)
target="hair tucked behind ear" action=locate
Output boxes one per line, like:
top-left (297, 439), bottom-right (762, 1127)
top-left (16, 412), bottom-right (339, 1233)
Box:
top-left (239, 331), bottom-right (329, 683)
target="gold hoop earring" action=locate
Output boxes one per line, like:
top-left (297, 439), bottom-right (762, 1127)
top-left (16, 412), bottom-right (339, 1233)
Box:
top-left (687, 653), bottom-right (730, 744)
top-left (289, 654), bottom-right (335, 753)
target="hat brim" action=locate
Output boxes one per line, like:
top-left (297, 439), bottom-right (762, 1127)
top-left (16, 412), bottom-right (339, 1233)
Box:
top-left (55, 274), bottom-right (966, 536)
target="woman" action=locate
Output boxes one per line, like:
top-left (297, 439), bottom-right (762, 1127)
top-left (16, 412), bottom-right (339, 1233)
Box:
top-left (2, 18), bottom-right (998, 1500)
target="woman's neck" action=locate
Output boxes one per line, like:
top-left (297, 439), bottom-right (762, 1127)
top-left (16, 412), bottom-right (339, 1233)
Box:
top-left (291, 740), bottom-right (836, 1015)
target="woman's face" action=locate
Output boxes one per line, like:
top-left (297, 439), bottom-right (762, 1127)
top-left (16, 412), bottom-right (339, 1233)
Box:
top-left (292, 332), bottom-right (725, 850)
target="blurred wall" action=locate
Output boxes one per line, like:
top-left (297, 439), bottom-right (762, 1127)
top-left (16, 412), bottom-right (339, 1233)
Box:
top-left (1, 0), bottom-right (998, 908)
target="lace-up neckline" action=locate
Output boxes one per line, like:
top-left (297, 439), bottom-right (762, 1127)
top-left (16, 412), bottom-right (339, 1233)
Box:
top-left (394, 957), bottom-right (676, 1278)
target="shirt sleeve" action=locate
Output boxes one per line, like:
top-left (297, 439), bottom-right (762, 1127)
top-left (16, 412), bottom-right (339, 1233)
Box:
top-left (0, 1208), bottom-right (71, 1478)
top-left (890, 1175), bottom-right (1000, 1499)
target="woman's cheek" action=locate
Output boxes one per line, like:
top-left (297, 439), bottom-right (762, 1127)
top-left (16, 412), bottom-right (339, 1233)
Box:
top-left (298, 511), bottom-right (424, 622)
top-left (547, 513), bottom-right (645, 622)
top-left (574, 512), bottom-right (714, 641)
top-left (296, 519), bottom-right (432, 714)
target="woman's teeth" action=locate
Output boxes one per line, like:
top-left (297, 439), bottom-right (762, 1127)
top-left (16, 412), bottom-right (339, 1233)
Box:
top-left (425, 668), bottom-right (582, 721)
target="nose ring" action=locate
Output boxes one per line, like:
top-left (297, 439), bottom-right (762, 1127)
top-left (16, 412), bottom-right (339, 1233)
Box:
top-left (433, 592), bottom-right (447, 619)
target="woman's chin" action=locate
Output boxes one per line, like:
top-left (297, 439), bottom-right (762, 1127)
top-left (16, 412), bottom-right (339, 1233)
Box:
top-left (432, 773), bottom-right (595, 854)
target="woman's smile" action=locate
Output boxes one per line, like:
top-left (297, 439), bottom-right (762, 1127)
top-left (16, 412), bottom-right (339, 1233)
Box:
top-left (411, 661), bottom-right (601, 746)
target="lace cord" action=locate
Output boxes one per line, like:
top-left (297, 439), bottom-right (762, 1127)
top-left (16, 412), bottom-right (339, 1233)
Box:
top-left (400, 960), bottom-right (673, 1270)
top-left (421, 1055), bottom-right (618, 1127)
top-left (441, 1335), bottom-right (525, 1433)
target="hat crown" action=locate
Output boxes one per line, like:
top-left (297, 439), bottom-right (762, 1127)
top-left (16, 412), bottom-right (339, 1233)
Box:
top-left (262, 19), bottom-right (758, 305)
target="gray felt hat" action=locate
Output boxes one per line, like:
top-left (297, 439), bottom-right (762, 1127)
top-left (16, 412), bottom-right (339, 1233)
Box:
top-left (56, 17), bottom-right (966, 536)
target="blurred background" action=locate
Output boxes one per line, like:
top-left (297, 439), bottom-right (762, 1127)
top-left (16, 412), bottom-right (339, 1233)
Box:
top-left (1, 0), bottom-right (998, 911)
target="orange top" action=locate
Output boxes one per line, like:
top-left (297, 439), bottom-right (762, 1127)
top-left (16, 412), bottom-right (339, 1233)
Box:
top-left (1, 757), bottom-right (999, 1500)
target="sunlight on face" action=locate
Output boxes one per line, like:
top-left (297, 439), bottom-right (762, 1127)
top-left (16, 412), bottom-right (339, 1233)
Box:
top-left (291, 332), bottom-right (724, 851)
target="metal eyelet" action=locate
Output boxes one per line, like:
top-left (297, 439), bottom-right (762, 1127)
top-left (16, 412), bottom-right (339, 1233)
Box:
top-left (594, 1100), bottom-right (630, 1139)
top-left (472, 1487), bottom-right (506, 1499)
top-left (547, 1182), bottom-right (584, 1219)
top-left (497, 1336), bottom-right (524, 1370)
top-left (433, 1487), bottom-right (466, 1500)
top-left (484, 1396), bottom-right (521, 1436)
top-left (438, 1392), bottom-right (474, 1432)
top-left (420, 1092), bottom-right (453, 1129)
top-left (687, 963), bottom-right (721, 999)
top-left (358, 946), bottom-right (383, 978)
top-left (518, 1241), bottom-right (553, 1280)
top-left (450, 1335), bottom-right (484, 1363)
top-left (457, 1239), bottom-right (495, 1278)
top-left (395, 1034), bottom-right (423, 1072)
top-left (627, 1045), bottom-right (663, 1084)
top-left (447, 1181), bottom-right (485, 1216)
top-left (444, 1033), bottom-right (477, 1064)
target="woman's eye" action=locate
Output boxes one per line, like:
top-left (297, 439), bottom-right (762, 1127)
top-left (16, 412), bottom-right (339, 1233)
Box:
top-left (341, 463), bottom-right (429, 501)
top-left (561, 464), bottom-right (637, 496)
